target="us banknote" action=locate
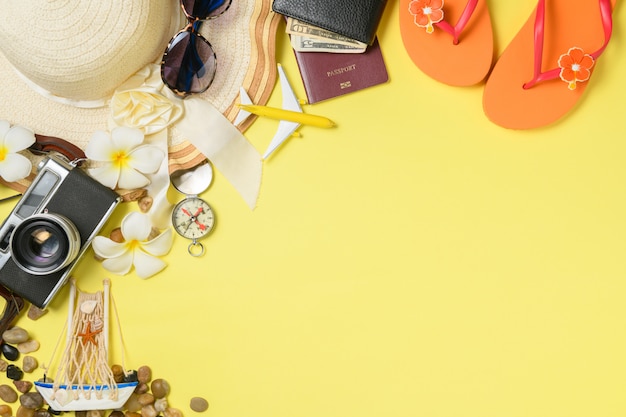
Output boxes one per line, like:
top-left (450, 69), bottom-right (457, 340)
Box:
top-left (286, 18), bottom-right (367, 53)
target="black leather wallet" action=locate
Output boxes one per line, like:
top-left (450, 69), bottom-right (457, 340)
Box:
top-left (272, 0), bottom-right (387, 45)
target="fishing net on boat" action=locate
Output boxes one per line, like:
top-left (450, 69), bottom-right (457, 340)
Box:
top-left (51, 280), bottom-right (119, 402)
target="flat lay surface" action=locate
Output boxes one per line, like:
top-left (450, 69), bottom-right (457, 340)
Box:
top-left (1, 1), bottom-right (626, 416)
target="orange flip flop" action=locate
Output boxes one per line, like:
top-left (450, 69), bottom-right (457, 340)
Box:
top-left (483, 0), bottom-right (615, 129)
top-left (399, 0), bottom-right (494, 86)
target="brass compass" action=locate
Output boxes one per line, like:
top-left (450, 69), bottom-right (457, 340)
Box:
top-left (170, 163), bottom-right (215, 257)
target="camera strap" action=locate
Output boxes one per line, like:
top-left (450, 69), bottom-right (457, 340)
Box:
top-left (29, 134), bottom-right (87, 166)
top-left (0, 285), bottom-right (24, 343)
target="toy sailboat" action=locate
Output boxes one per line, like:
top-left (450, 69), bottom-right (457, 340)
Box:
top-left (34, 279), bottom-right (137, 411)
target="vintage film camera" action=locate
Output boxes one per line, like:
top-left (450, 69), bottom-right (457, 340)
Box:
top-left (0, 155), bottom-right (121, 309)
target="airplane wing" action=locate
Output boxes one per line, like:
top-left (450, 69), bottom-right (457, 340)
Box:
top-left (277, 64), bottom-right (302, 113)
top-left (263, 120), bottom-right (300, 159)
top-left (234, 87), bottom-right (253, 126)
top-left (263, 65), bottom-right (303, 158)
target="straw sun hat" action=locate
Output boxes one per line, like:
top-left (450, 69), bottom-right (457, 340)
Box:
top-left (0, 0), bottom-right (280, 207)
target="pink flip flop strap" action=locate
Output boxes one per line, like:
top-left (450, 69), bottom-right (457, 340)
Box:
top-left (523, 0), bottom-right (613, 89)
top-left (434, 0), bottom-right (479, 45)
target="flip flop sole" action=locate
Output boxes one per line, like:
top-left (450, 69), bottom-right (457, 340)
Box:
top-left (483, 0), bottom-right (617, 130)
top-left (399, 0), bottom-right (494, 86)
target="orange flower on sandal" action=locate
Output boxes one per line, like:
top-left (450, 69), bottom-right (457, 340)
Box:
top-left (408, 0), bottom-right (445, 34)
top-left (558, 47), bottom-right (595, 90)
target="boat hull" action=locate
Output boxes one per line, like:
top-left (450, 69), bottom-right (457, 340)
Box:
top-left (34, 381), bottom-right (138, 411)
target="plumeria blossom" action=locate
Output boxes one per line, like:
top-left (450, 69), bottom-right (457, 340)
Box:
top-left (558, 47), bottom-right (594, 90)
top-left (92, 211), bottom-right (173, 279)
top-left (85, 126), bottom-right (164, 189)
top-left (0, 120), bottom-right (36, 182)
top-left (409, 0), bottom-right (444, 33)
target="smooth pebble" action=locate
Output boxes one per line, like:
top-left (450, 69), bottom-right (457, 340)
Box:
top-left (190, 397), bottom-right (209, 412)
top-left (0, 404), bottom-right (12, 417)
top-left (137, 366), bottom-right (152, 384)
top-left (0, 384), bottom-right (17, 402)
top-left (111, 364), bottom-right (125, 383)
top-left (26, 305), bottom-right (47, 320)
top-left (33, 410), bottom-right (52, 417)
top-left (150, 379), bottom-right (170, 398)
top-left (134, 382), bottom-right (149, 394)
top-left (154, 398), bottom-right (168, 413)
top-left (163, 408), bottom-right (182, 417)
top-left (2, 328), bottom-right (29, 344)
top-left (13, 380), bottom-right (33, 393)
top-left (19, 392), bottom-right (44, 409)
top-left (23, 356), bottom-right (38, 373)
top-left (7, 364), bottom-right (23, 380)
top-left (17, 340), bottom-right (40, 354)
top-left (124, 394), bottom-right (141, 413)
top-left (140, 405), bottom-right (157, 417)
top-left (16, 405), bottom-right (35, 417)
top-left (2, 343), bottom-right (19, 361)
top-left (138, 196), bottom-right (153, 213)
top-left (138, 393), bottom-right (154, 406)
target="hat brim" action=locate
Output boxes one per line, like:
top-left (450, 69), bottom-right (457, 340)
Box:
top-left (0, 0), bottom-right (281, 192)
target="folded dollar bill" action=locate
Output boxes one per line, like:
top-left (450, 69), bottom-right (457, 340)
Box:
top-left (286, 18), bottom-right (367, 53)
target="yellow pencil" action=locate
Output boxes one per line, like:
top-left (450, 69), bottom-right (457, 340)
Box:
top-left (238, 104), bottom-right (335, 128)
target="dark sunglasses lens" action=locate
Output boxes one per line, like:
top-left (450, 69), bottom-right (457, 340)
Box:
top-left (182, 0), bottom-right (232, 18)
top-left (162, 30), bottom-right (216, 95)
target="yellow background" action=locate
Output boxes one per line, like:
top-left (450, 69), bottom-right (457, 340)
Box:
top-left (2, 1), bottom-right (626, 416)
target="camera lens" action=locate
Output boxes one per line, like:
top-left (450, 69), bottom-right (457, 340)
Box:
top-left (10, 214), bottom-right (81, 275)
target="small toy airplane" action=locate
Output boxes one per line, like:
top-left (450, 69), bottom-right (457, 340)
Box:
top-left (235, 64), bottom-right (335, 159)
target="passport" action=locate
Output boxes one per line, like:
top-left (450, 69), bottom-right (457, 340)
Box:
top-left (272, 0), bottom-right (387, 45)
top-left (293, 38), bottom-right (388, 104)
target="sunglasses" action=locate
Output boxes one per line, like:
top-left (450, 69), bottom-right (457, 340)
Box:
top-left (161, 0), bottom-right (232, 97)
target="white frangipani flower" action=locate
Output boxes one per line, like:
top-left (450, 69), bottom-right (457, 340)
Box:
top-left (0, 120), bottom-right (36, 182)
top-left (92, 211), bottom-right (173, 279)
top-left (85, 126), bottom-right (164, 189)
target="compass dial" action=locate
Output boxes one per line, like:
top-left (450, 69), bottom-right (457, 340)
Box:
top-left (172, 197), bottom-right (215, 240)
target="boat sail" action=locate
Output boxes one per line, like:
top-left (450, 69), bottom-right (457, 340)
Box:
top-left (35, 279), bottom-right (137, 411)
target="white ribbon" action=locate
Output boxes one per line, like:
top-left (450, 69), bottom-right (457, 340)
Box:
top-left (175, 96), bottom-right (262, 210)
top-left (109, 65), bottom-right (262, 227)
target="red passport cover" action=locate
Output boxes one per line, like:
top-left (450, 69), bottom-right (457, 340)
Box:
top-left (293, 38), bottom-right (388, 104)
